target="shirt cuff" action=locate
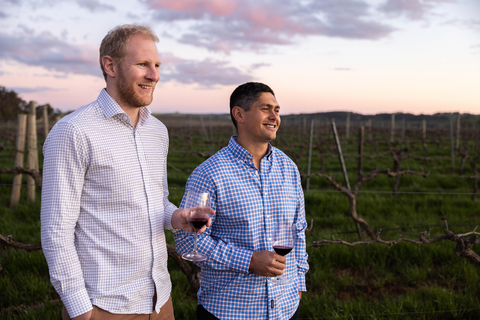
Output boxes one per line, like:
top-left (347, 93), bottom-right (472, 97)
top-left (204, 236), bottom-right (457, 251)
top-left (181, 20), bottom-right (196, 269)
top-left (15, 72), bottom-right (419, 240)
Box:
top-left (61, 287), bottom-right (92, 318)
top-left (230, 247), bottom-right (253, 274)
top-left (163, 203), bottom-right (177, 231)
top-left (297, 272), bottom-right (307, 292)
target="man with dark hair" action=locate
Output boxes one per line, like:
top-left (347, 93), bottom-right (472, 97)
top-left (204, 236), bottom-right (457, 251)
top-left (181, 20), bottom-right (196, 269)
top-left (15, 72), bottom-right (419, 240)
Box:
top-left (175, 82), bottom-right (309, 320)
top-left (41, 24), bottom-right (207, 320)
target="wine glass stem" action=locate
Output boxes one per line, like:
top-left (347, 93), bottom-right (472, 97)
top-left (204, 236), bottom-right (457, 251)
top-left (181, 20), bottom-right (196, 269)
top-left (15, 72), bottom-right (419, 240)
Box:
top-left (193, 231), bottom-right (198, 253)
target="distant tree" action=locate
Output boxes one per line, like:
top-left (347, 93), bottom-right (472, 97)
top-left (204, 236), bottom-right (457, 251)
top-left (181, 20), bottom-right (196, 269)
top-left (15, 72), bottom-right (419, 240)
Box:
top-left (0, 86), bottom-right (28, 122)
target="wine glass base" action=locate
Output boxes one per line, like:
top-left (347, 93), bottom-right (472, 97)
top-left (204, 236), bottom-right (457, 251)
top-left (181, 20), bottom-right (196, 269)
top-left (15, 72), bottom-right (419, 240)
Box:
top-left (267, 275), bottom-right (290, 285)
top-left (182, 252), bottom-right (208, 262)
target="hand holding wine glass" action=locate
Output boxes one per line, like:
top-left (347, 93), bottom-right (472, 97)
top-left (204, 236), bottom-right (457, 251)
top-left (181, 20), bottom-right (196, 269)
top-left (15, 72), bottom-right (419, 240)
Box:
top-left (181, 190), bottom-right (214, 262)
top-left (268, 222), bottom-right (295, 285)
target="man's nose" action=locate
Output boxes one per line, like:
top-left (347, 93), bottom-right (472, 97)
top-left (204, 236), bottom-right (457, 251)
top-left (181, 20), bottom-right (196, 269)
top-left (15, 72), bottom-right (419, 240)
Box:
top-left (146, 66), bottom-right (160, 82)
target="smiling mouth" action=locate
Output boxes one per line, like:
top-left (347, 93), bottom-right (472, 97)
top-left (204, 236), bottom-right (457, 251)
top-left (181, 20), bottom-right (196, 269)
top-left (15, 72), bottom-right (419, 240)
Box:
top-left (264, 124), bottom-right (276, 128)
top-left (138, 84), bottom-right (153, 89)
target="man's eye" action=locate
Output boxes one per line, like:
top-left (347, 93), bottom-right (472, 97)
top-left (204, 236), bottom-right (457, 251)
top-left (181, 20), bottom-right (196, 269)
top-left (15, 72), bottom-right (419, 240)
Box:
top-left (139, 63), bottom-right (146, 66)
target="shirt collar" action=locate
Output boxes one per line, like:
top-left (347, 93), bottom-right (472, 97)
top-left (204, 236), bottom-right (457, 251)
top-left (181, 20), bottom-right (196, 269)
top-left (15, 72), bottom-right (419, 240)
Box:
top-left (97, 88), bottom-right (152, 125)
top-left (227, 136), bottom-right (274, 163)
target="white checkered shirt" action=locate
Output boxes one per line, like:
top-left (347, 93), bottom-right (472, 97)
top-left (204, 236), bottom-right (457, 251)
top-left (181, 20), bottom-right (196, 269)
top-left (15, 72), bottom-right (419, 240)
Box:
top-left (175, 136), bottom-right (309, 320)
top-left (41, 89), bottom-right (177, 318)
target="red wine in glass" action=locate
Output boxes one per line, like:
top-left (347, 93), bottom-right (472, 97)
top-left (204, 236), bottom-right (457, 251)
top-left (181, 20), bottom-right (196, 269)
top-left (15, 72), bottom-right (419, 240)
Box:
top-left (187, 217), bottom-right (209, 230)
top-left (182, 191), bottom-right (213, 262)
top-left (269, 222), bottom-right (295, 285)
top-left (273, 246), bottom-right (293, 256)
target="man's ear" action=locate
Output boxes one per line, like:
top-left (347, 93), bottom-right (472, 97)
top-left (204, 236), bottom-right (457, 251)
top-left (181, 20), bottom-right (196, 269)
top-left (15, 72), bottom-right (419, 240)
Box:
top-left (102, 55), bottom-right (116, 78)
top-left (232, 106), bottom-right (245, 125)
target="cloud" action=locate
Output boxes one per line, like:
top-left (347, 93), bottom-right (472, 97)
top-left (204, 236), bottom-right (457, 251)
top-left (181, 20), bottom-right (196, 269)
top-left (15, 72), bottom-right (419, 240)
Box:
top-left (75, 0), bottom-right (115, 12)
top-left (11, 86), bottom-right (63, 93)
top-left (0, 26), bottom-right (252, 87)
top-left (0, 11), bottom-right (8, 19)
top-left (146, 0), bottom-right (397, 53)
top-left (378, 0), bottom-right (456, 20)
top-left (0, 29), bottom-right (101, 77)
top-left (33, 73), bottom-right (69, 79)
top-left (160, 56), bottom-right (252, 87)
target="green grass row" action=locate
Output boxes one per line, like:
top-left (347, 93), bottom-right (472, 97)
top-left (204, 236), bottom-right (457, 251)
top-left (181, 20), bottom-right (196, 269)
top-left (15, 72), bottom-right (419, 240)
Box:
top-left (1, 125), bottom-right (479, 319)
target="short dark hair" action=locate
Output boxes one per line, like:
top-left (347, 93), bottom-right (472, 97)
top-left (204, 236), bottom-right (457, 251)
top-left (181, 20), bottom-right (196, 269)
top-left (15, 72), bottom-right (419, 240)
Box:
top-left (229, 82), bottom-right (275, 129)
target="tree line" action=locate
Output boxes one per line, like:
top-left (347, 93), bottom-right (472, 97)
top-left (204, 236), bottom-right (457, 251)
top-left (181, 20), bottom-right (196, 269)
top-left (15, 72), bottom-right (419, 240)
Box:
top-left (0, 86), bottom-right (60, 122)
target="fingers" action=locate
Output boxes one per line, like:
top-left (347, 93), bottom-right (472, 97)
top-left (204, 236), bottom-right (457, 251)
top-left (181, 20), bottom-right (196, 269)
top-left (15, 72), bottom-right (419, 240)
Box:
top-left (274, 254), bottom-right (286, 264)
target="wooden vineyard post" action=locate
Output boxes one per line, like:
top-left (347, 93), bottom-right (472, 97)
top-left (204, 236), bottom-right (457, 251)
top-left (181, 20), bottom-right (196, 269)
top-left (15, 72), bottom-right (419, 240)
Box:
top-left (422, 119), bottom-right (427, 155)
top-left (345, 112), bottom-right (350, 153)
top-left (306, 119), bottom-right (314, 194)
top-left (331, 119), bottom-right (362, 240)
top-left (43, 105), bottom-right (49, 138)
top-left (10, 114), bottom-right (27, 208)
top-left (476, 122), bottom-right (479, 152)
top-left (367, 119), bottom-right (372, 140)
top-left (450, 119), bottom-right (455, 170)
top-left (401, 118), bottom-right (406, 149)
top-left (27, 102), bottom-right (39, 202)
top-left (390, 113), bottom-right (395, 143)
top-left (456, 114), bottom-right (461, 149)
top-left (358, 126), bottom-right (364, 175)
top-left (346, 112), bottom-right (350, 140)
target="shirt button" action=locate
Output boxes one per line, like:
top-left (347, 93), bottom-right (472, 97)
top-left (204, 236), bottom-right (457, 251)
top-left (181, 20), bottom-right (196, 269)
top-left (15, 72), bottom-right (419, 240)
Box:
top-left (255, 171), bottom-right (258, 175)
top-left (268, 237), bottom-right (272, 241)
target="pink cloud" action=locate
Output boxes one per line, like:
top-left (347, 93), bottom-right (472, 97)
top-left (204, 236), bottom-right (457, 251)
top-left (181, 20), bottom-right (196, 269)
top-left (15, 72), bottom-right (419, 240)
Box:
top-left (148, 0), bottom-right (397, 53)
top-left (149, 0), bottom-right (238, 16)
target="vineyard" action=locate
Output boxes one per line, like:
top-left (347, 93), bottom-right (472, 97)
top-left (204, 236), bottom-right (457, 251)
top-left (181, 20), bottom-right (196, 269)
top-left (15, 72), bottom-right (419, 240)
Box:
top-left (1, 111), bottom-right (480, 319)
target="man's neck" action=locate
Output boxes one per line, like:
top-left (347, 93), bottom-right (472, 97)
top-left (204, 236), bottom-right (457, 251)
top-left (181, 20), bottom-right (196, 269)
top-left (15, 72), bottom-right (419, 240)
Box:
top-left (236, 135), bottom-right (269, 170)
top-left (105, 86), bottom-right (140, 127)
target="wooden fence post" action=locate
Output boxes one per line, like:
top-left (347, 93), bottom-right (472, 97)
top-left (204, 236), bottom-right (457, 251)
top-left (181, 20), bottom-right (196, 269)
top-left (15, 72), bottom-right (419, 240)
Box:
top-left (10, 114), bottom-right (27, 208)
top-left (390, 113), bottom-right (395, 143)
top-left (450, 119), bottom-right (455, 170)
top-left (306, 120), bottom-right (314, 194)
top-left (367, 119), bottom-right (372, 140)
top-left (358, 126), bottom-right (364, 175)
top-left (456, 114), bottom-right (461, 149)
top-left (475, 122), bottom-right (479, 152)
top-left (27, 101), bottom-right (39, 202)
top-left (401, 118), bottom-right (406, 149)
top-left (346, 112), bottom-right (351, 140)
top-left (43, 105), bottom-right (49, 138)
top-left (331, 119), bottom-right (362, 240)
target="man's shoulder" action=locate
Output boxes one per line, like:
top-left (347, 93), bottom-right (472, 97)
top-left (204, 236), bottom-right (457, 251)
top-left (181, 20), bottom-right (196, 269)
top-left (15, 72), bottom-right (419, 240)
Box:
top-left (272, 146), bottom-right (298, 167)
top-left (146, 115), bottom-right (168, 132)
top-left (56, 100), bottom-right (100, 129)
top-left (193, 147), bottom-right (232, 174)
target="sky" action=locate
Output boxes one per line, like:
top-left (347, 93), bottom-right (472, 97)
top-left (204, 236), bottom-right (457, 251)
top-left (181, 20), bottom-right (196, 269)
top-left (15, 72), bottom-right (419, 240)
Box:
top-left (0, 0), bottom-right (479, 115)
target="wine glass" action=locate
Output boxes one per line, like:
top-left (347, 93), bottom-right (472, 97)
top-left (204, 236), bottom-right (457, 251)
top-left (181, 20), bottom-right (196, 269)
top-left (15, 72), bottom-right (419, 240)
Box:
top-left (268, 222), bottom-right (295, 285)
top-left (181, 190), bottom-right (213, 262)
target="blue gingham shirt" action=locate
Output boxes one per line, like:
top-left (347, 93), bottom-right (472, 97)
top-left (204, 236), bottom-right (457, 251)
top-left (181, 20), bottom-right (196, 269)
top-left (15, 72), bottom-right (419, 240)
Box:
top-left (175, 136), bottom-right (309, 320)
top-left (41, 89), bottom-right (177, 318)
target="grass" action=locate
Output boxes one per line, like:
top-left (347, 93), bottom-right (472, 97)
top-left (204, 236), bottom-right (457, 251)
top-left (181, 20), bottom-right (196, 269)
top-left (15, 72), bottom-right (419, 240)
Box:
top-left (1, 120), bottom-right (479, 319)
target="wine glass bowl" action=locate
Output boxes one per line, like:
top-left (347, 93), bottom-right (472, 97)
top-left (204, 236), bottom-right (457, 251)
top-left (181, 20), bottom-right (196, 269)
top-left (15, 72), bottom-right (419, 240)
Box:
top-left (269, 222), bottom-right (295, 285)
top-left (182, 190), bottom-right (213, 262)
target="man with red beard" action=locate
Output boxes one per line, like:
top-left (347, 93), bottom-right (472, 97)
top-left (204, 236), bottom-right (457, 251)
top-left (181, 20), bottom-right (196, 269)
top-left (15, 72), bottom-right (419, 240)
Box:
top-left (41, 25), bottom-right (206, 320)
